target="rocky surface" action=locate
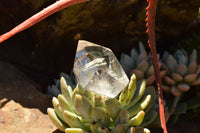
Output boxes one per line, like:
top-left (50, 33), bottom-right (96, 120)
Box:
top-left (0, 61), bottom-right (58, 132)
top-left (0, 61), bottom-right (52, 112)
top-left (0, 99), bottom-right (57, 133)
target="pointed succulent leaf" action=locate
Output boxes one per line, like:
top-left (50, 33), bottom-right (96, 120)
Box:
top-left (63, 110), bottom-right (88, 130)
top-left (111, 124), bottom-right (128, 133)
top-left (105, 98), bottom-right (122, 120)
top-left (48, 85), bottom-right (61, 96)
top-left (120, 54), bottom-right (134, 70)
top-left (126, 74), bottom-right (137, 105)
top-left (120, 74), bottom-right (137, 106)
top-left (60, 77), bottom-right (73, 105)
top-left (162, 51), bottom-right (169, 63)
top-left (160, 70), bottom-right (167, 78)
top-left (131, 69), bottom-right (144, 80)
top-left (47, 108), bottom-right (68, 132)
top-left (140, 110), bottom-right (158, 127)
top-left (126, 80), bottom-right (146, 108)
top-left (143, 87), bottom-right (156, 113)
top-left (177, 83), bottom-right (190, 92)
top-left (164, 76), bottom-right (176, 85)
top-left (166, 54), bottom-right (177, 72)
top-left (175, 64), bottom-right (187, 76)
top-left (52, 97), bottom-right (66, 122)
top-left (74, 94), bottom-right (93, 122)
top-left (130, 48), bottom-right (139, 61)
top-left (191, 78), bottom-right (200, 86)
top-left (136, 60), bottom-right (148, 73)
top-left (128, 106), bottom-right (142, 119)
top-left (58, 94), bottom-right (73, 112)
top-left (55, 79), bottom-right (60, 88)
top-left (72, 85), bottom-right (85, 102)
top-left (189, 49), bottom-right (197, 63)
top-left (184, 74), bottom-right (197, 83)
top-left (146, 75), bottom-right (155, 86)
top-left (140, 95), bottom-right (151, 112)
top-left (174, 49), bottom-right (188, 65)
top-left (128, 111), bottom-right (145, 127)
top-left (146, 65), bottom-right (154, 77)
top-left (174, 50), bottom-right (183, 59)
top-left (65, 128), bottom-right (88, 133)
top-left (94, 95), bottom-right (106, 107)
top-left (187, 61), bottom-right (197, 74)
top-left (172, 73), bottom-right (183, 82)
top-left (115, 109), bottom-right (129, 124)
top-left (60, 72), bottom-right (74, 88)
top-left (178, 55), bottom-right (188, 65)
top-left (137, 51), bottom-right (148, 64)
top-left (119, 86), bottom-right (128, 106)
top-left (83, 90), bottom-right (95, 104)
top-left (139, 41), bottom-right (145, 53)
top-left (180, 49), bottom-right (188, 57)
top-left (91, 107), bottom-right (111, 127)
top-left (128, 95), bottom-right (151, 117)
top-left (171, 86), bottom-right (182, 97)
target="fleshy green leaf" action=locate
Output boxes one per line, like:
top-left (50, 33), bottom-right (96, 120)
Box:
top-left (47, 108), bottom-right (68, 132)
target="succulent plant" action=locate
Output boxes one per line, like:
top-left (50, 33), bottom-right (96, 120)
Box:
top-left (47, 72), bottom-right (76, 97)
top-left (161, 49), bottom-right (200, 96)
top-left (140, 90), bottom-right (171, 127)
top-left (47, 74), bottom-right (156, 133)
top-left (176, 34), bottom-right (200, 63)
top-left (120, 42), bottom-right (167, 86)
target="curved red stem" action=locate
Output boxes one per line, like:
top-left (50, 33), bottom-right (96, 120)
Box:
top-left (0, 0), bottom-right (89, 43)
top-left (146, 0), bottom-right (168, 133)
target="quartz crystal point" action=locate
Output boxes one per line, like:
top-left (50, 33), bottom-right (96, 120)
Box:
top-left (73, 40), bottom-right (129, 98)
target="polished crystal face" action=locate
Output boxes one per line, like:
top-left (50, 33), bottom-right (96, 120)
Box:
top-left (73, 40), bottom-right (129, 98)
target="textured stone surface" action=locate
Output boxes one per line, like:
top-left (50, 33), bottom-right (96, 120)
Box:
top-left (0, 61), bottom-right (58, 132)
top-left (0, 99), bottom-right (57, 133)
top-left (0, 61), bottom-right (52, 113)
top-left (73, 40), bottom-right (129, 98)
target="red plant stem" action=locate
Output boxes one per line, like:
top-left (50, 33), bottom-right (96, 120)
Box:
top-left (146, 0), bottom-right (168, 133)
top-left (0, 0), bottom-right (89, 43)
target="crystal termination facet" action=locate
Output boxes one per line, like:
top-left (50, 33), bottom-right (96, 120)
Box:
top-left (73, 40), bottom-right (129, 98)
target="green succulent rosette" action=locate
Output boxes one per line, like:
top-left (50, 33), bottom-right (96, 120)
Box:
top-left (47, 74), bottom-right (156, 133)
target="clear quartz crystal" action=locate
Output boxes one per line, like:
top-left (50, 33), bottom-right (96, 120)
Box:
top-left (73, 40), bottom-right (129, 98)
